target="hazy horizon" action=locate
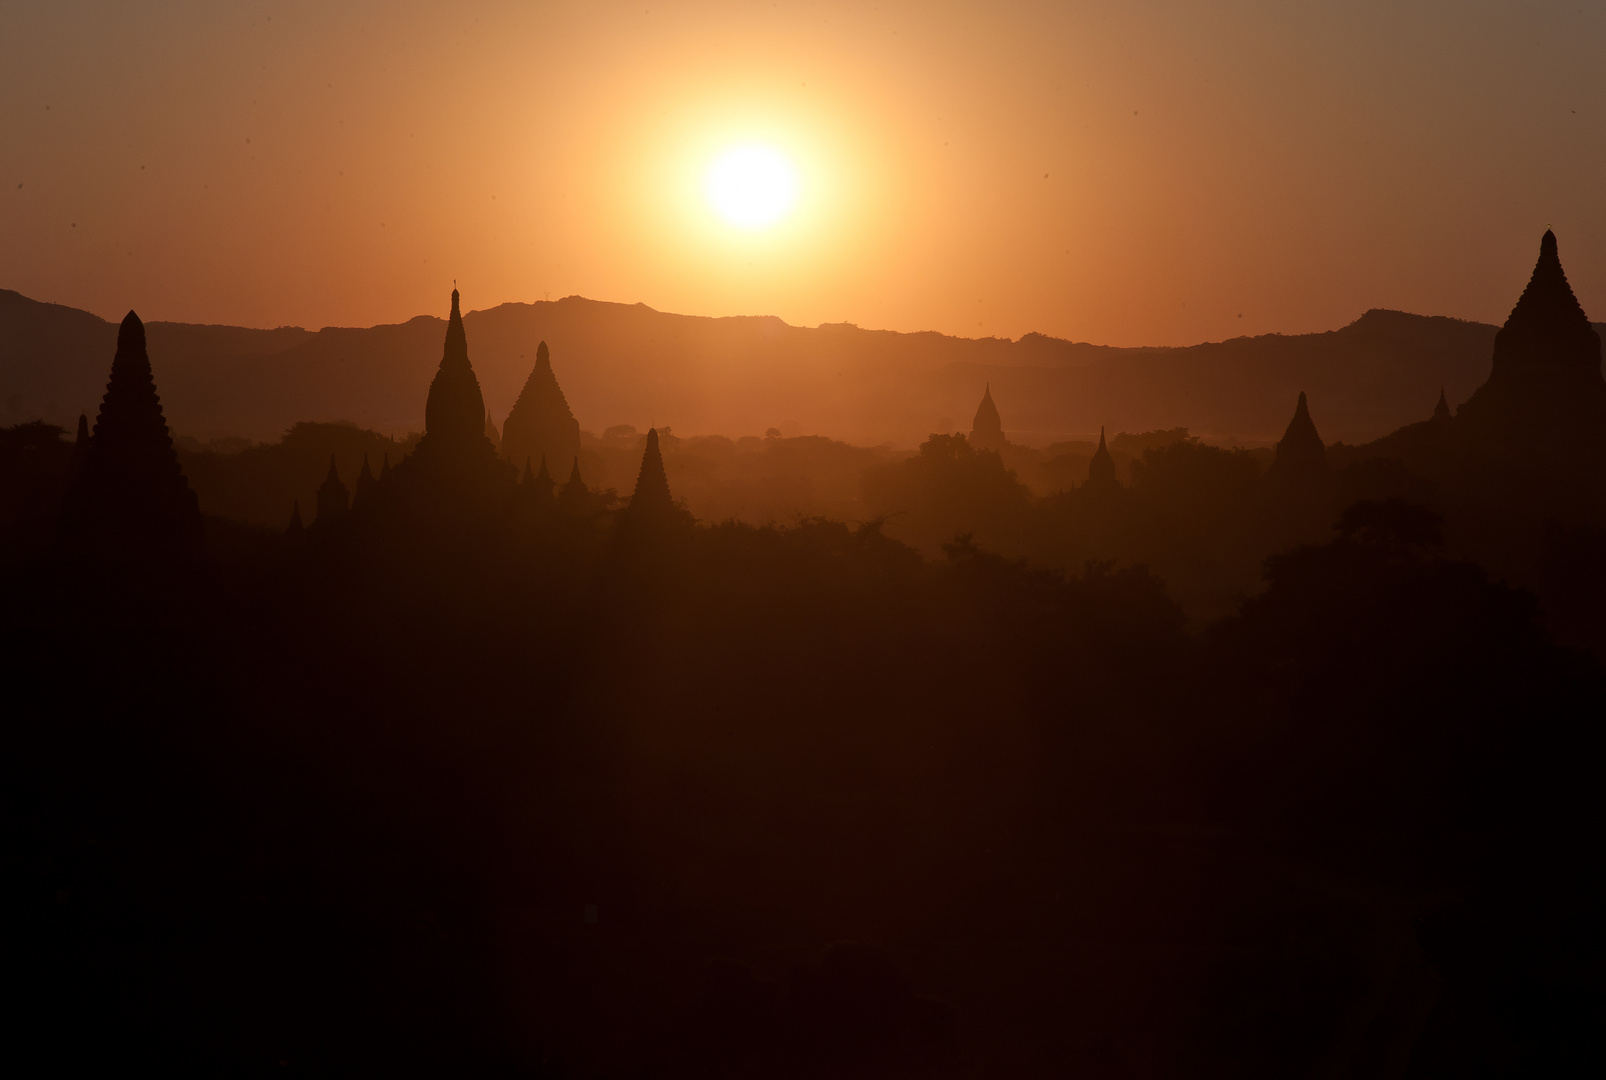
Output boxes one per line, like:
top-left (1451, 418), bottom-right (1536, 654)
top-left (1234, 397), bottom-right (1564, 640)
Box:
top-left (0, 281), bottom-right (1513, 347)
top-left (4, 1), bottom-right (1603, 345)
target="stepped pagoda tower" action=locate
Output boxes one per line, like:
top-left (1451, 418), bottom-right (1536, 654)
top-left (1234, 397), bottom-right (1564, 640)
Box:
top-left (970, 385), bottom-right (1005, 452)
top-left (501, 341), bottom-right (582, 479)
top-left (57, 311), bottom-right (201, 556)
top-left (624, 428), bottom-right (676, 521)
top-left (1456, 230), bottom-right (1606, 453)
top-left (1086, 427), bottom-right (1118, 489)
top-left (1269, 392), bottom-right (1329, 484)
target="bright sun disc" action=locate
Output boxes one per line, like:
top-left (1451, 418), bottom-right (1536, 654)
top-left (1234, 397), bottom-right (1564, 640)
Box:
top-left (705, 144), bottom-right (799, 229)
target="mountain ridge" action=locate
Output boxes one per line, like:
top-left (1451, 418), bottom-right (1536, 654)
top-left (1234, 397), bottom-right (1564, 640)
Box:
top-left (2, 287), bottom-right (1576, 448)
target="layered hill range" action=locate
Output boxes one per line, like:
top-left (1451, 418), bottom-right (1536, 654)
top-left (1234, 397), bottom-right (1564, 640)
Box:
top-left (1, 284), bottom-right (1570, 449)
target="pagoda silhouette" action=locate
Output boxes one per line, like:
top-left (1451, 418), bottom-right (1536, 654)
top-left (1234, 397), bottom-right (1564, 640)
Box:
top-left (387, 289), bottom-right (516, 514)
top-left (969, 385), bottom-right (1005, 452)
top-left (1355, 230), bottom-right (1606, 508)
top-left (315, 455), bottom-right (350, 526)
top-left (502, 341), bottom-right (582, 482)
top-left (1085, 427), bottom-right (1118, 490)
top-left (1453, 230), bottom-right (1606, 485)
top-left (1269, 392), bottom-right (1329, 487)
top-left (618, 427), bottom-right (689, 533)
top-left (56, 311), bottom-right (201, 562)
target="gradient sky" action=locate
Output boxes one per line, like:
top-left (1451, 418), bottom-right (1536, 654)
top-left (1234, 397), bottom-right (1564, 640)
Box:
top-left (3, 1), bottom-right (1604, 346)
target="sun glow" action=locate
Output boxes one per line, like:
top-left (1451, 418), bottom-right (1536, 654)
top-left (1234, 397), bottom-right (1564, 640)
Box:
top-left (704, 143), bottom-right (800, 229)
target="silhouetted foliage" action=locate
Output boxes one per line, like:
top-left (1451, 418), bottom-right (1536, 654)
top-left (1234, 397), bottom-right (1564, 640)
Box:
top-left (5, 235), bottom-right (1605, 1076)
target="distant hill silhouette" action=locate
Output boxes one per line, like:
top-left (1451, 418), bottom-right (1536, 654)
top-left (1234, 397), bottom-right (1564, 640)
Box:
top-left (4, 287), bottom-right (1589, 447)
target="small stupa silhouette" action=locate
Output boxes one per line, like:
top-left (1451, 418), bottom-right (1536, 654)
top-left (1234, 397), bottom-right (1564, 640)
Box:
top-left (353, 453), bottom-right (376, 506)
top-left (519, 454), bottom-right (556, 514)
top-left (970, 384), bottom-right (1005, 451)
top-left (501, 341), bottom-right (582, 477)
top-left (69, 413), bottom-right (90, 472)
top-left (1433, 388), bottom-right (1452, 422)
top-left (1269, 392), bottom-right (1328, 482)
top-left (286, 498), bottom-right (304, 536)
top-left (1086, 427), bottom-right (1118, 488)
top-left (558, 457), bottom-right (589, 514)
top-left (57, 310), bottom-right (200, 553)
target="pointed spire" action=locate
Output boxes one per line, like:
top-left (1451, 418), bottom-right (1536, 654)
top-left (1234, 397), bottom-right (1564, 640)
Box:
top-left (558, 456), bottom-right (589, 514)
top-left (626, 427), bottom-right (675, 519)
top-left (969, 383), bottom-right (1005, 451)
top-left (287, 498), bottom-right (304, 535)
top-left (379, 452), bottom-right (391, 481)
top-left (57, 309), bottom-right (201, 552)
top-left (353, 452), bottom-right (377, 506)
top-left (422, 287), bottom-right (490, 446)
top-left (484, 408), bottom-right (502, 450)
top-left (1086, 425), bottom-right (1118, 488)
top-left (501, 339), bottom-right (582, 474)
top-left (69, 413), bottom-right (90, 471)
top-left (316, 455), bottom-right (349, 524)
top-left (1270, 391), bottom-right (1329, 481)
top-left (1433, 388), bottom-right (1452, 422)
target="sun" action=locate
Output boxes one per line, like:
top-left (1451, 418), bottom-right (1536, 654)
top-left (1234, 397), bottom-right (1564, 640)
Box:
top-left (704, 143), bottom-right (800, 230)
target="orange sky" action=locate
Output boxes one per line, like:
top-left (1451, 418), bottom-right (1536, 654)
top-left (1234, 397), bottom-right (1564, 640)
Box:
top-left (3, 1), bottom-right (1604, 346)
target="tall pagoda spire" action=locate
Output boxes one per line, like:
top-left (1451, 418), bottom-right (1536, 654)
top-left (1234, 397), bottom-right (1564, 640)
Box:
top-left (1086, 426), bottom-right (1117, 489)
top-left (57, 310), bottom-right (200, 553)
top-left (422, 289), bottom-right (490, 446)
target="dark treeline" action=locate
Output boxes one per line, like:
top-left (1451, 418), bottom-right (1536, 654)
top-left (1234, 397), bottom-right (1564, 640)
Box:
top-left (4, 243), bottom-right (1604, 1076)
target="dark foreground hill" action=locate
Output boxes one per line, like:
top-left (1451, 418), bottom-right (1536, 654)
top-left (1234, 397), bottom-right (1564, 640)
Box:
top-left (0, 288), bottom-right (1559, 447)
